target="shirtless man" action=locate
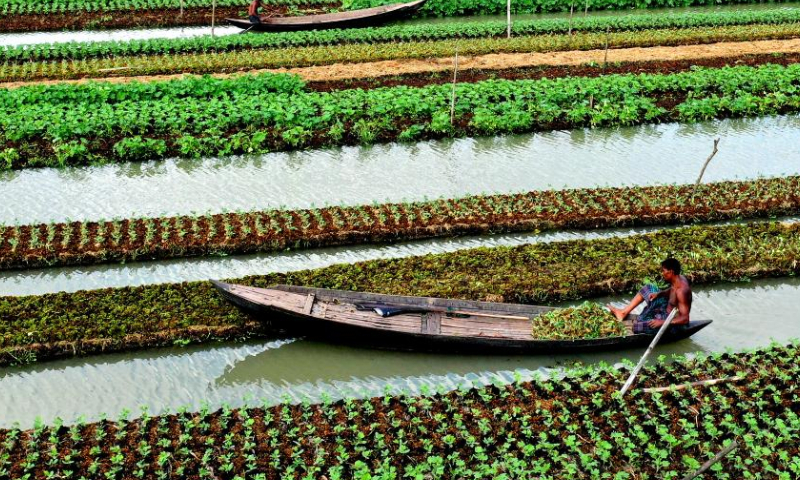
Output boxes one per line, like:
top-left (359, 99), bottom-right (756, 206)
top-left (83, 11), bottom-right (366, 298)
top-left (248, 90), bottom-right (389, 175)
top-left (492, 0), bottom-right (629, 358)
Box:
top-left (607, 258), bottom-right (692, 334)
top-left (248, 0), bottom-right (263, 23)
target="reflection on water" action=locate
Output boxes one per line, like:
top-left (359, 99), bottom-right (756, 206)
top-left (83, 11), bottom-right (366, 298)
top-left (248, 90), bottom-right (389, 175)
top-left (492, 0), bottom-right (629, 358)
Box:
top-left (1, 276), bottom-right (797, 428)
top-left (1, 116), bottom-right (799, 226)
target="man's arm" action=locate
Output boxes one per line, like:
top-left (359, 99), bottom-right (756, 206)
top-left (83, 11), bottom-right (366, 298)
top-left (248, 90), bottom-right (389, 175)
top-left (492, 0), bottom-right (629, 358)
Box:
top-left (672, 288), bottom-right (690, 325)
top-left (647, 288), bottom-right (689, 328)
top-left (648, 287), bottom-right (671, 301)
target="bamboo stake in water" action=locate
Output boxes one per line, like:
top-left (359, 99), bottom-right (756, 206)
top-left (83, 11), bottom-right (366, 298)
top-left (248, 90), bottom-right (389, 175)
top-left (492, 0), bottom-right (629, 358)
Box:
top-left (507, 0), bottom-right (512, 38)
top-left (620, 308), bottom-right (677, 396)
top-left (212, 0), bottom-right (217, 37)
top-left (568, 1), bottom-right (574, 36)
top-left (679, 440), bottom-right (739, 480)
top-left (696, 138), bottom-right (720, 185)
top-left (450, 52), bottom-right (459, 125)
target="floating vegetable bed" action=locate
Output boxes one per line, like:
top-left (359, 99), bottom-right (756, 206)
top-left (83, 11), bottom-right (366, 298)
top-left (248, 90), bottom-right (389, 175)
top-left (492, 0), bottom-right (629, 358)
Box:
top-left (5, 23), bottom-right (800, 82)
top-left (1, 175), bottom-right (798, 271)
top-left (4, 8), bottom-right (800, 63)
top-left (1, 221), bottom-right (799, 365)
top-left (532, 301), bottom-right (627, 339)
top-left (5, 62), bottom-right (800, 168)
top-left (0, 342), bottom-right (797, 479)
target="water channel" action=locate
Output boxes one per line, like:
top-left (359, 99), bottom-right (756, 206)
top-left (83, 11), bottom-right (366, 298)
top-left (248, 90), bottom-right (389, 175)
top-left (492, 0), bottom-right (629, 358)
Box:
top-left (0, 2), bottom-right (797, 47)
top-left (0, 225), bottom-right (661, 296)
top-left (1, 116), bottom-right (798, 227)
top-left (2, 276), bottom-right (797, 428)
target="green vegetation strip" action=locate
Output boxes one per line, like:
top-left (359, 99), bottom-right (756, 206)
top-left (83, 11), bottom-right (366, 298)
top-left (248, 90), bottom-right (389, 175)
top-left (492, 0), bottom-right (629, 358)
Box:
top-left (0, 0), bottom-right (323, 15)
top-left (2, 176), bottom-right (799, 271)
top-left (532, 301), bottom-right (627, 339)
top-left (361, 0), bottom-right (798, 18)
top-left (2, 221), bottom-right (800, 365)
top-left (5, 23), bottom-right (800, 82)
top-left (5, 8), bottom-right (800, 63)
top-left (1, 343), bottom-right (798, 479)
top-left (5, 62), bottom-right (800, 169)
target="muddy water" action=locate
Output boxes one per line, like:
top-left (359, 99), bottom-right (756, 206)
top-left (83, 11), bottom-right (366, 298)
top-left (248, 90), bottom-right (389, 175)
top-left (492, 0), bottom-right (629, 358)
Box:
top-left (2, 116), bottom-right (799, 227)
top-left (0, 225), bottom-right (660, 296)
top-left (0, 3), bottom-right (796, 47)
top-left (1, 276), bottom-right (797, 428)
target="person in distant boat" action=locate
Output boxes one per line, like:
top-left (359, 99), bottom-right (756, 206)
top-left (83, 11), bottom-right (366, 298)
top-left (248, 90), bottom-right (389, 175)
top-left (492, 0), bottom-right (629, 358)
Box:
top-left (607, 257), bottom-right (692, 334)
top-left (248, 0), bottom-right (263, 23)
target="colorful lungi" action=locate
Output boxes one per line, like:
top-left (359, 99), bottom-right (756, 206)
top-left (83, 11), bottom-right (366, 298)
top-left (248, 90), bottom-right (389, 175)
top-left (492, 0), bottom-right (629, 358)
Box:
top-left (633, 283), bottom-right (669, 334)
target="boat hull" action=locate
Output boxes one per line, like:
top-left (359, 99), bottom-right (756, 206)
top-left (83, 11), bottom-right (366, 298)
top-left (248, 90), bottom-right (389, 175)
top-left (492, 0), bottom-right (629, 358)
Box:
top-left (226, 0), bottom-right (427, 32)
top-left (212, 282), bottom-right (712, 354)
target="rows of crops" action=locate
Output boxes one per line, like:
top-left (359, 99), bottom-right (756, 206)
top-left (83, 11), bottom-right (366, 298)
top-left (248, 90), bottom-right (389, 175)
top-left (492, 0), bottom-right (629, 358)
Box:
top-left (1, 342), bottom-right (797, 479)
top-left (0, 0), bottom-right (786, 17)
top-left (5, 8), bottom-right (800, 63)
top-left (0, 0), bottom-right (325, 15)
top-left (2, 220), bottom-right (799, 365)
top-left (6, 23), bottom-right (800, 83)
top-left (1, 176), bottom-right (798, 271)
top-left (4, 62), bottom-right (800, 169)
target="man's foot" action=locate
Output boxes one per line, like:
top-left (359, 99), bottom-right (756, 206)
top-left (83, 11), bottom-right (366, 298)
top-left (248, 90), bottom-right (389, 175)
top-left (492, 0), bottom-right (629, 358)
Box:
top-left (607, 304), bottom-right (627, 321)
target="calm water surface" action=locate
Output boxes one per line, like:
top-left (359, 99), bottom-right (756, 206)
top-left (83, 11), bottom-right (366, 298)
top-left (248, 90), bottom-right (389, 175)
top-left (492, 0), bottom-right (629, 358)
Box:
top-left (1, 116), bottom-right (798, 226)
top-left (1, 277), bottom-right (796, 428)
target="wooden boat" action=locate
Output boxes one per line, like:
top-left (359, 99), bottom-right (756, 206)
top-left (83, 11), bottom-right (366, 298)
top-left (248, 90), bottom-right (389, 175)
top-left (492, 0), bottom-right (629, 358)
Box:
top-left (211, 281), bottom-right (712, 354)
top-left (226, 0), bottom-right (427, 32)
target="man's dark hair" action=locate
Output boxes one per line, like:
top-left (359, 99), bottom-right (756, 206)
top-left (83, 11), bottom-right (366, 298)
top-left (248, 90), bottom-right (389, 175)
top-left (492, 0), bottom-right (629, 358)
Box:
top-left (661, 257), bottom-right (681, 275)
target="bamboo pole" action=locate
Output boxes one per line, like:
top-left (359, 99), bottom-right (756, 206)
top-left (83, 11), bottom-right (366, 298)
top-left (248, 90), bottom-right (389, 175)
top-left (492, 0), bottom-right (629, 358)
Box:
top-left (180, 0), bottom-right (184, 17)
top-left (568, 1), bottom-right (574, 36)
top-left (679, 440), bottom-right (739, 480)
top-left (643, 375), bottom-right (746, 393)
top-left (619, 308), bottom-right (677, 396)
top-left (507, 0), bottom-right (512, 38)
top-left (450, 52), bottom-right (459, 125)
top-left (584, 0), bottom-right (588, 16)
top-left (603, 25), bottom-right (610, 67)
top-left (695, 138), bottom-right (720, 185)
top-left (211, 0), bottom-right (217, 37)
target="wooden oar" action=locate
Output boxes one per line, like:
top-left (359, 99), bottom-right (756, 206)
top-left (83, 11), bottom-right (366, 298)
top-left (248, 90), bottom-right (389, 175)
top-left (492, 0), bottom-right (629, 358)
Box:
top-left (620, 308), bottom-right (678, 396)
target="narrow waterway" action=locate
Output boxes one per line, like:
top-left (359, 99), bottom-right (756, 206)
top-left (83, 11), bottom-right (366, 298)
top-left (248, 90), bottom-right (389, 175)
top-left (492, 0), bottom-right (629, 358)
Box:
top-left (0, 225), bottom-right (658, 296)
top-left (1, 116), bottom-right (798, 226)
top-left (1, 276), bottom-right (796, 428)
top-left (0, 2), bottom-right (796, 47)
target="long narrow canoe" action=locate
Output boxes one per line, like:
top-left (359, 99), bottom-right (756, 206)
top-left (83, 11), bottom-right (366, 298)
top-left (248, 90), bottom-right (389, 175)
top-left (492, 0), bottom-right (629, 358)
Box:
top-left (211, 281), bottom-right (712, 353)
top-left (226, 0), bottom-right (427, 32)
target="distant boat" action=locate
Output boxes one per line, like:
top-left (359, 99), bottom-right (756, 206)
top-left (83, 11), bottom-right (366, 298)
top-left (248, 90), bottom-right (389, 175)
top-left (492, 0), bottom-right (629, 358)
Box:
top-left (226, 0), bottom-right (428, 32)
top-left (211, 281), bottom-right (712, 354)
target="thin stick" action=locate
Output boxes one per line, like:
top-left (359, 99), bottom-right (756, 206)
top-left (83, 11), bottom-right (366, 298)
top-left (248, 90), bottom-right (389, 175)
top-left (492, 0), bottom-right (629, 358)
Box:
top-left (644, 375), bottom-right (746, 393)
top-left (620, 308), bottom-right (677, 396)
top-left (680, 440), bottom-right (739, 480)
top-left (180, 0), bottom-right (184, 17)
top-left (584, 0), bottom-right (588, 16)
top-left (695, 138), bottom-right (720, 185)
top-left (450, 52), bottom-right (459, 125)
top-left (568, 1), bottom-right (574, 36)
top-left (211, 0), bottom-right (217, 37)
top-left (603, 25), bottom-right (610, 67)
top-left (507, 0), bottom-right (512, 38)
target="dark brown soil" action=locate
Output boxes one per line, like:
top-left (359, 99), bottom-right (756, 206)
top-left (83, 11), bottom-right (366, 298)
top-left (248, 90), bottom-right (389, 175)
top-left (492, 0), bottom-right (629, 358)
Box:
top-left (0, 4), bottom-right (338, 32)
top-left (305, 51), bottom-right (800, 92)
